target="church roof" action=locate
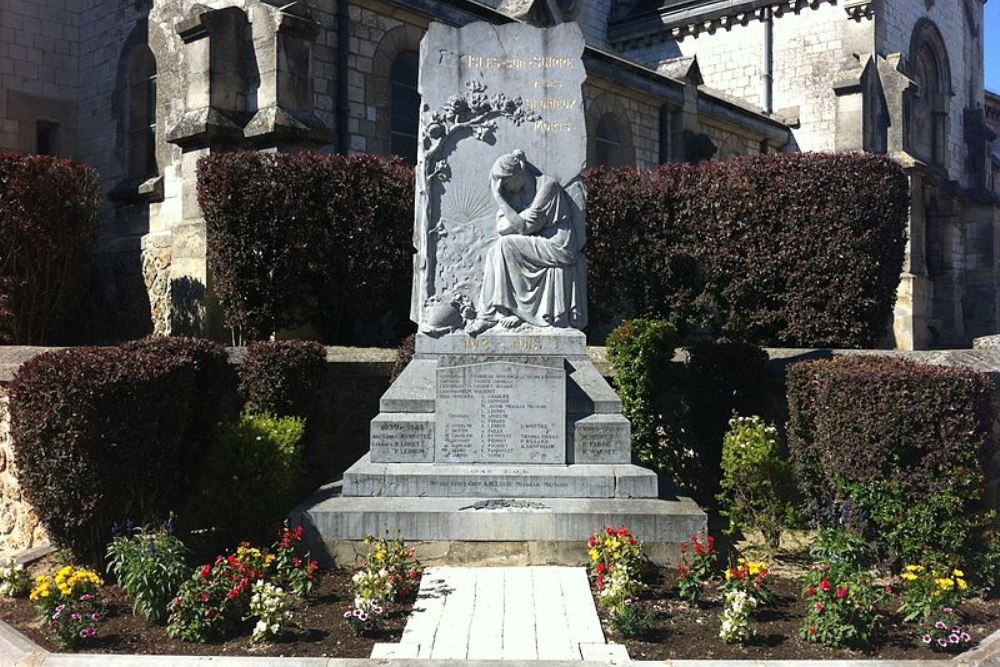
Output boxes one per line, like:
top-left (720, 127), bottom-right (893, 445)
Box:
top-left (609, 0), bottom-right (837, 45)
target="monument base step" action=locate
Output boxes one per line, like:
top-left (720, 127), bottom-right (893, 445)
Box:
top-left (292, 483), bottom-right (706, 567)
top-left (342, 454), bottom-right (659, 498)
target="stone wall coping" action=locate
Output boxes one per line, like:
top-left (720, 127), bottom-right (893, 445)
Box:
top-left (4, 344), bottom-right (1000, 384)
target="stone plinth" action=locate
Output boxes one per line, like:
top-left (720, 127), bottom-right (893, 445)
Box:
top-left (299, 330), bottom-right (706, 565)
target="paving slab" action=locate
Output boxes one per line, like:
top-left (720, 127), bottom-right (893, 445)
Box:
top-left (380, 566), bottom-right (613, 662)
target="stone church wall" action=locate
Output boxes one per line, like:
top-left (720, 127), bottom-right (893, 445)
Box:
top-left (880, 0), bottom-right (983, 189)
top-left (624, 3), bottom-right (869, 155)
top-left (0, 385), bottom-right (48, 558)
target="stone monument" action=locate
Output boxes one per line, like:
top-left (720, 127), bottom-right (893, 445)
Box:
top-left (299, 19), bottom-right (704, 565)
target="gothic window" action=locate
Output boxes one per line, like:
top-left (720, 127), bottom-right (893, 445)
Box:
top-left (126, 45), bottom-right (157, 180)
top-left (907, 20), bottom-right (951, 168)
top-left (390, 51), bottom-right (420, 164)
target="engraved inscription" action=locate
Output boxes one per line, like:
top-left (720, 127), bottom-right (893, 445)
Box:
top-left (370, 417), bottom-right (434, 463)
top-left (572, 418), bottom-right (630, 464)
top-left (436, 362), bottom-right (565, 464)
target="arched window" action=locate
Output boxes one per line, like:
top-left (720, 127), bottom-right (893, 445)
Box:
top-left (390, 51), bottom-right (419, 164)
top-left (595, 113), bottom-right (625, 167)
top-left (907, 20), bottom-right (951, 167)
top-left (127, 45), bottom-right (157, 180)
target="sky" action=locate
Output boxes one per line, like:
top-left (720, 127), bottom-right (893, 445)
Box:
top-left (988, 1), bottom-right (1000, 94)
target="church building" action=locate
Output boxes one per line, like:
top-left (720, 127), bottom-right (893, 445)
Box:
top-left (0, 0), bottom-right (995, 349)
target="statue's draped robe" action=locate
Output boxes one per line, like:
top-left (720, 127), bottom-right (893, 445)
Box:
top-left (478, 175), bottom-right (587, 328)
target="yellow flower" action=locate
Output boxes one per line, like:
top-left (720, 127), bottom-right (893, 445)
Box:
top-left (953, 569), bottom-right (964, 578)
top-left (725, 569), bottom-right (734, 581)
top-left (957, 578), bottom-right (968, 591)
top-left (901, 572), bottom-right (918, 581)
top-left (374, 550), bottom-right (386, 562)
top-left (935, 578), bottom-right (955, 590)
top-left (588, 549), bottom-right (599, 562)
top-left (905, 564), bottom-right (925, 573)
top-left (264, 554), bottom-right (275, 568)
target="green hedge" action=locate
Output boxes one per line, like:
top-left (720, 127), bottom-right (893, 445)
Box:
top-left (787, 355), bottom-right (996, 572)
top-left (586, 153), bottom-right (909, 347)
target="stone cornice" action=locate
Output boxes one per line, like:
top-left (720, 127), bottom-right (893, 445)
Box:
top-left (609, 0), bottom-right (838, 46)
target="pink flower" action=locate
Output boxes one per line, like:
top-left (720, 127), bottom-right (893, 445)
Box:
top-left (836, 587), bottom-right (848, 599)
top-left (79, 627), bottom-right (96, 638)
top-left (815, 602), bottom-right (825, 613)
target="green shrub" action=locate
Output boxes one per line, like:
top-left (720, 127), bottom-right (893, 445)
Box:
top-left (9, 339), bottom-right (233, 562)
top-left (200, 410), bottom-right (306, 541)
top-left (717, 415), bottom-right (798, 552)
top-left (788, 355), bottom-right (994, 576)
top-left (106, 524), bottom-right (190, 623)
top-left (800, 563), bottom-right (885, 649)
top-left (606, 319), bottom-right (680, 472)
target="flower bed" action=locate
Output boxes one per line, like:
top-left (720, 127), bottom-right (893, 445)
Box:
top-left (0, 554), bottom-right (408, 657)
top-left (598, 566), bottom-right (1000, 660)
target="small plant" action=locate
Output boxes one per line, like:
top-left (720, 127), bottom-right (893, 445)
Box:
top-left (361, 535), bottom-right (423, 601)
top-left (677, 530), bottom-right (718, 605)
top-left (717, 415), bottom-right (797, 552)
top-left (167, 549), bottom-right (268, 643)
top-left (898, 565), bottom-right (969, 623)
top-left (719, 589), bottom-right (757, 644)
top-left (249, 580), bottom-right (297, 643)
top-left (588, 527), bottom-right (644, 612)
top-left (106, 520), bottom-right (189, 623)
top-left (0, 558), bottom-right (30, 598)
top-left (30, 566), bottom-right (105, 649)
top-left (722, 558), bottom-right (775, 607)
top-left (344, 598), bottom-right (386, 636)
top-left (800, 565), bottom-right (884, 649)
top-left (610, 599), bottom-right (656, 638)
top-left (919, 606), bottom-right (972, 653)
top-left (271, 523), bottom-right (321, 597)
top-left (809, 527), bottom-right (875, 572)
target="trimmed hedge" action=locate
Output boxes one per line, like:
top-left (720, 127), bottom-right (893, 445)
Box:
top-left (787, 355), bottom-right (995, 569)
top-left (0, 153), bottom-right (100, 344)
top-left (197, 152), bottom-right (414, 345)
top-left (586, 153), bottom-right (909, 347)
top-left (9, 338), bottom-right (234, 562)
top-left (241, 341), bottom-right (326, 418)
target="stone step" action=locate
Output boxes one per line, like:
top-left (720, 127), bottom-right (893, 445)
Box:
top-left (342, 454), bottom-right (658, 499)
top-left (294, 488), bottom-right (706, 567)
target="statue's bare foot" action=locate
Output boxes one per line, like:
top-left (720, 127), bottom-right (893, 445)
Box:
top-left (499, 315), bottom-right (522, 329)
top-left (466, 318), bottom-right (495, 336)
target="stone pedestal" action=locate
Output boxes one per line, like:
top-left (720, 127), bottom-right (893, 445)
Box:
top-left (296, 330), bottom-right (705, 566)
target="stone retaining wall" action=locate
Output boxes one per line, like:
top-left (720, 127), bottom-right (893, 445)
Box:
top-left (2, 345), bottom-right (1000, 556)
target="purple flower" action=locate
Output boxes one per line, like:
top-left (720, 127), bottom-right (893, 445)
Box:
top-left (91, 613), bottom-right (102, 622)
top-left (952, 626), bottom-right (962, 634)
top-left (343, 611), bottom-right (352, 619)
top-left (79, 594), bottom-right (94, 602)
top-left (71, 613), bottom-right (82, 622)
top-left (942, 607), bottom-right (953, 614)
top-left (935, 621), bottom-right (948, 630)
top-left (79, 627), bottom-right (96, 639)
top-left (961, 632), bottom-right (971, 642)
top-left (938, 638), bottom-right (949, 648)
top-left (949, 634), bottom-right (960, 644)
top-left (352, 609), bottom-right (362, 618)
top-left (922, 634), bottom-right (932, 644)
top-left (358, 612), bottom-right (369, 622)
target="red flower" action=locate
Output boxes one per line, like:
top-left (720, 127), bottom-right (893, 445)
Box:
top-left (629, 537), bottom-right (636, 546)
top-left (597, 562), bottom-right (607, 575)
top-left (707, 536), bottom-right (716, 548)
top-left (819, 578), bottom-right (832, 592)
top-left (809, 626), bottom-right (817, 636)
top-left (292, 557), bottom-right (302, 568)
top-left (806, 585), bottom-right (816, 597)
top-left (228, 589), bottom-right (239, 600)
top-left (199, 564), bottom-right (212, 579)
top-left (606, 527), bottom-right (615, 536)
top-left (596, 574), bottom-right (604, 591)
top-left (815, 602), bottom-right (825, 613)
top-left (618, 528), bottom-right (629, 537)
top-left (588, 537), bottom-right (595, 548)
top-left (200, 592), bottom-right (210, 602)
top-left (836, 587), bottom-right (848, 599)
top-left (694, 543), bottom-right (704, 555)
top-left (409, 569), bottom-right (420, 580)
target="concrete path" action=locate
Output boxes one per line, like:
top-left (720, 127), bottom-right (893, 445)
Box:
top-left (372, 566), bottom-right (629, 662)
